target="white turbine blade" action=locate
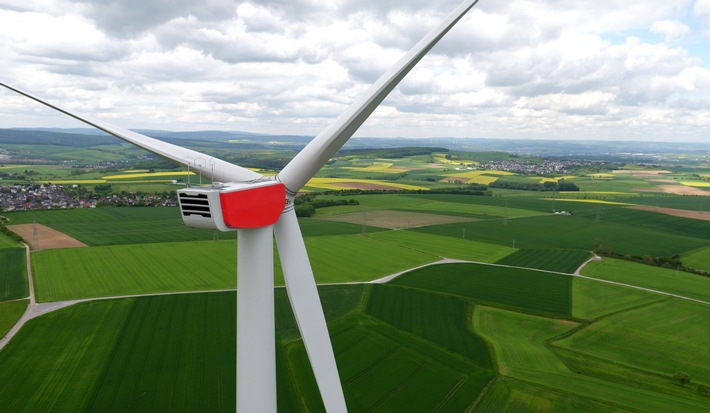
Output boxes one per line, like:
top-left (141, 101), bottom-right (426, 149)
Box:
top-left (0, 82), bottom-right (262, 183)
top-left (274, 209), bottom-right (347, 413)
top-left (277, 0), bottom-right (479, 194)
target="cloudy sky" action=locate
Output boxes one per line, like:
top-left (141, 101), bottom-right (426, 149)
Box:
top-left (1, 0), bottom-right (710, 142)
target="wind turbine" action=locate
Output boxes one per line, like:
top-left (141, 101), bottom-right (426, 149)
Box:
top-left (0, 0), bottom-right (480, 410)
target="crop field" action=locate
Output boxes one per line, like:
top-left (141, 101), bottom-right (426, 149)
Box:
top-left (0, 300), bottom-right (28, 338)
top-left (389, 263), bottom-right (572, 317)
top-left (367, 230), bottom-right (514, 262)
top-left (0, 248), bottom-right (27, 301)
top-left (366, 284), bottom-right (492, 367)
top-left (6, 143), bottom-right (710, 412)
top-left (572, 277), bottom-right (664, 320)
top-left (475, 378), bottom-right (631, 413)
top-left (416, 207), bottom-right (710, 257)
top-left (580, 258), bottom-right (710, 303)
top-left (494, 249), bottom-right (592, 273)
top-left (473, 306), bottom-right (576, 376)
top-left (554, 298), bottom-right (710, 388)
top-left (32, 235), bottom-right (438, 301)
top-left (0, 289), bottom-right (497, 412)
top-left (681, 246), bottom-right (710, 272)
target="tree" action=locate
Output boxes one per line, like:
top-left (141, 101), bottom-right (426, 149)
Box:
top-left (673, 371), bottom-right (691, 386)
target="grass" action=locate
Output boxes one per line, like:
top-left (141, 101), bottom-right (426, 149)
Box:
top-left (495, 249), bottom-right (592, 273)
top-left (0, 299), bottom-right (28, 338)
top-left (580, 258), bottom-right (710, 303)
top-left (390, 263), bottom-right (573, 317)
top-left (0, 248), bottom-right (28, 301)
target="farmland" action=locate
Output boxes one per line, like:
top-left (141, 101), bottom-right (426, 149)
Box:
top-left (2, 137), bottom-right (710, 411)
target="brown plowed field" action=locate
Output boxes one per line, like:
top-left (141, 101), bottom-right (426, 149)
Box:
top-left (7, 224), bottom-right (88, 250)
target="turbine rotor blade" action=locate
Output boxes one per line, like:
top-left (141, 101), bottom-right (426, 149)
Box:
top-left (274, 209), bottom-right (347, 412)
top-left (276, 0), bottom-right (479, 194)
top-left (0, 82), bottom-right (262, 183)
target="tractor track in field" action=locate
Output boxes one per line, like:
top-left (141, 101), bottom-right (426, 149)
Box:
top-left (2, 253), bottom-right (709, 352)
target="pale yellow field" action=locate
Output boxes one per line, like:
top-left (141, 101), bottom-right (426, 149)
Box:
top-left (681, 181), bottom-right (710, 188)
top-left (39, 179), bottom-right (107, 184)
top-left (121, 169), bottom-right (150, 173)
top-left (102, 171), bottom-right (196, 179)
top-left (344, 162), bottom-right (402, 173)
top-left (540, 175), bottom-right (577, 183)
top-left (590, 173), bottom-right (615, 178)
top-left (304, 177), bottom-right (427, 191)
top-left (543, 198), bottom-right (634, 206)
top-left (433, 155), bottom-right (474, 165)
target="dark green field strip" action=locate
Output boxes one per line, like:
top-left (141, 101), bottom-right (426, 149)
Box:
top-left (0, 299), bottom-right (133, 412)
top-left (275, 284), bottom-right (366, 342)
top-left (390, 263), bottom-right (572, 317)
top-left (407, 193), bottom-right (559, 213)
top-left (0, 247), bottom-right (28, 301)
top-left (415, 207), bottom-right (710, 257)
top-left (286, 315), bottom-right (494, 413)
top-left (366, 284), bottom-right (493, 368)
top-left (0, 299), bottom-right (28, 338)
top-left (86, 294), bottom-right (236, 412)
top-left (495, 249), bottom-right (592, 274)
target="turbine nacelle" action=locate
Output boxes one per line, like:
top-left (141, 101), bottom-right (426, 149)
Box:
top-left (177, 180), bottom-right (286, 231)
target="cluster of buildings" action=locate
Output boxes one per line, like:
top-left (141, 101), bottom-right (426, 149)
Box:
top-left (480, 159), bottom-right (611, 175)
top-left (0, 184), bottom-right (177, 212)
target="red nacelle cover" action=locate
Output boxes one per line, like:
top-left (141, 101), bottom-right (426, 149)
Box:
top-left (219, 183), bottom-right (286, 229)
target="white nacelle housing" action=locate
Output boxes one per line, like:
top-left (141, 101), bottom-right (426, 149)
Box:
top-left (177, 185), bottom-right (230, 231)
top-left (177, 181), bottom-right (286, 231)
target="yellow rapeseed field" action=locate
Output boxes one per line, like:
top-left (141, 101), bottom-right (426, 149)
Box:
top-left (102, 171), bottom-right (196, 180)
top-left (305, 177), bottom-right (427, 191)
top-left (681, 181), bottom-right (710, 187)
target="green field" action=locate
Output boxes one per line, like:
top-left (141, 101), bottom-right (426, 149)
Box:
top-left (580, 258), bottom-right (710, 303)
top-left (555, 298), bottom-right (710, 389)
top-left (390, 263), bottom-right (573, 317)
top-left (0, 248), bottom-right (28, 301)
top-left (572, 276), bottom-right (664, 320)
top-left (682, 246), bottom-right (710, 272)
top-left (495, 249), bottom-right (592, 273)
top-left (32, 235), bottom-right (438, 301)
top-left (367, 230), bottom-right (514, 262)
top-left (416, 207), bottom-right (710, 257)
top-left (0, 299), bottom-right (28, 338)
top-left (4, 148), bottom-right (710, 412)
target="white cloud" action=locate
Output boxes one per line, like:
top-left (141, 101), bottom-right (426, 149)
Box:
top-left (650, 19), bottom-right (691, 43)
top-left (1, 0), bottom-right (710, 141)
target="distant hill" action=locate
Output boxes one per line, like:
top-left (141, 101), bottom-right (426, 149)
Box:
top-left (2, 128), bottom-right (708, 158)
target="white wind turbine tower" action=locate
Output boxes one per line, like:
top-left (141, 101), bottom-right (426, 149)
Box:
top-left (1, 0), bottom-right (480, 410)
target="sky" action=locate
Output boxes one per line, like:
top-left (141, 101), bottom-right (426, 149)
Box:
top-left (1, 0), bottom-right (710, 142)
